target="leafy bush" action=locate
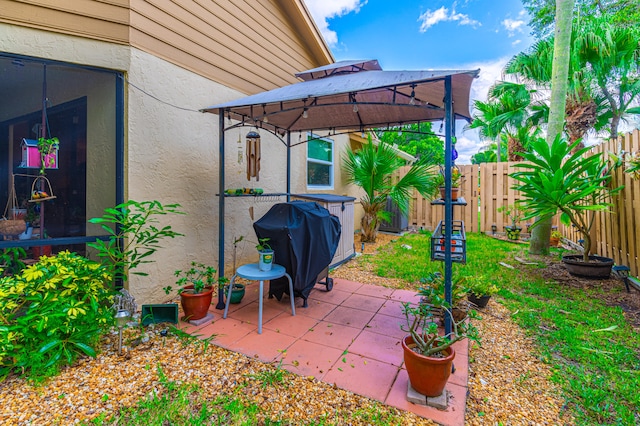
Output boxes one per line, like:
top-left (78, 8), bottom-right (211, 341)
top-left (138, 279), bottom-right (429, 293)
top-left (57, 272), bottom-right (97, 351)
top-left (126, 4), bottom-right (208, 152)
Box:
top-left (0, 251), bottom-right (115, 380)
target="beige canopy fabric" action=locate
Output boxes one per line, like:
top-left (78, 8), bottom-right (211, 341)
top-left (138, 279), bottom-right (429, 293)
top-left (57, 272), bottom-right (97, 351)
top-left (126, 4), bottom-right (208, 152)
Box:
top-left (202, 60), bottom-right (479, 132)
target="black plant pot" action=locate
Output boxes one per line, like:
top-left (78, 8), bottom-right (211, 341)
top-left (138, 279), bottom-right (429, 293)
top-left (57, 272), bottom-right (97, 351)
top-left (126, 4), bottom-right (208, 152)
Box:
top-left (468, 293), bottom-right (491, 308)
top-left (562, 255), bottom-right (614, 279)
top-left (505, 226), bottom-right (522, 240)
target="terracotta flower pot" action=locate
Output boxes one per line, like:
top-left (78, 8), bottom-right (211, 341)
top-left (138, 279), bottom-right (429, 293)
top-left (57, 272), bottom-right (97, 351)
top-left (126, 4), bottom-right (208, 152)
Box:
top-left (402, 335), bottom-right (455, 397)
top-left (438, 187), bottom-right (459, 201)
top-left (179, 285), bottom-right (214, 321)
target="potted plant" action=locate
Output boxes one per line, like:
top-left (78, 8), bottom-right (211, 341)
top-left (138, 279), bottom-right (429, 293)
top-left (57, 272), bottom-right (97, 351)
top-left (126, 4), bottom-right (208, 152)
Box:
top-left (164, 262), bottom-right (218, 321)
top-left (256, 237), bottom-right (274, 271)
top-left (466, 279), bottom-right (499, 309)
top-left (497, 203), bottom-right (524, 240)
top-left (224, 282), bottom-right (246, 304)
top-left (549, 230), bottom-right (562, 247)
top-left (435, 166), bottom-right (462, 201)
top-left (401, 294), bottom-right (479, 397)
top-left (511, 137), bottom-right (622, 278)
top-left (36, 136), bottom-right (59, 175)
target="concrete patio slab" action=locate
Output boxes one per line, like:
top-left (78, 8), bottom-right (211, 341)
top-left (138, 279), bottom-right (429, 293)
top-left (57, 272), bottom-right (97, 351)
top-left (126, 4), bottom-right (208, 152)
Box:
top-left (184, 277), bottom-right (468, 425)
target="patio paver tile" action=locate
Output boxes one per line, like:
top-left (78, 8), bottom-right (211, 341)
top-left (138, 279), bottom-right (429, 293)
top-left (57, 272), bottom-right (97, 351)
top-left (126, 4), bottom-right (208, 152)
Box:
top-left (365, 313), bottom-right (407, 339)
top-left (308, 288), bottom-right (352, 305)
top-left (323, 305), bottom-right (375, 329)
top-left (301, 320), bottom-right (362, 349)
top-left (295, 299), bottom-right (338, 320)
top-left (377, 299), bottom-right (410, 319)
top-left (340, 293), bottom-right (387, 313)
top-left (196, 317), bottom-right (256, 348)
top-left (347, 329), bottom-right (404, 366)
top-left (354, 284), bottom-right (395, 299)
top-left (323, 353), bottom-right (400, 402)
top-left (389, 288), bottom-right (421, 303)
top-left (231, 328), bottom-right (296, 363)
top-left (452, 338), bottom-right (470, 357)
top-left (227, 301), bottom-right (284, 327)
top-left (278, 339), bottom-right (345, 380)
top-left (263, 311), bottom-right (319, 337)
top-left (331, 278), bottom-right (363, 293)
top-left (448, 355), bottom-right (469, 388)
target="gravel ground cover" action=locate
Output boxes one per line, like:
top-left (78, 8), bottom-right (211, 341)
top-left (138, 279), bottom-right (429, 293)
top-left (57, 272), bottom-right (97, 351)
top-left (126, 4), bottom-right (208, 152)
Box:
top-left (0, 325), bottom-right (432, 425)
top-left (0, 232), bottom-right (574, 425)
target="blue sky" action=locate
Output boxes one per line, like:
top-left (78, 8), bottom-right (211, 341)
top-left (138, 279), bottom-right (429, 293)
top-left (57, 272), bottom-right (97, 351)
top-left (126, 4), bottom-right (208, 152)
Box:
top-left (303, 0), bottom-right (535, 163)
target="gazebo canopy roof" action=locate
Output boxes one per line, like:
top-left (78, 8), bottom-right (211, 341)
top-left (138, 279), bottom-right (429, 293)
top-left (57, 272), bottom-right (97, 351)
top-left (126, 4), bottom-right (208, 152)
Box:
top-left (202, 60), bottom-right (479, 133)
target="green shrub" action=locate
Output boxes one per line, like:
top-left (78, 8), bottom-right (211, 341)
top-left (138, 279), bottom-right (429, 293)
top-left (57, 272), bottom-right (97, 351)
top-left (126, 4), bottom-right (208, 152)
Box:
top-left (0, 251), bottom-right (115, 381)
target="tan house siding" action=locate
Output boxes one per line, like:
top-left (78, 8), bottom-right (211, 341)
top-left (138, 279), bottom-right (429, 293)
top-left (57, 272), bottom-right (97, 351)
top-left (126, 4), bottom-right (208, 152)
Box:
top-left (129, 0), bottom-right (331, 94)
top-left (0, 1), bottom-right (332, 94)
top-left (0, 0), bottom-right (130, 44)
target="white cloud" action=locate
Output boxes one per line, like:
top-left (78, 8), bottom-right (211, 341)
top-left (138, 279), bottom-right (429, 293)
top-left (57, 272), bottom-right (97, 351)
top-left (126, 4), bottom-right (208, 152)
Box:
top-left (502, 18), bottom-right (525, 37)
top-left (418, 5), bottom-right (481, 32)
top-left (512, 39), bottom-right (522, 46)
top-left (303, 0), bottom-right (366, 46)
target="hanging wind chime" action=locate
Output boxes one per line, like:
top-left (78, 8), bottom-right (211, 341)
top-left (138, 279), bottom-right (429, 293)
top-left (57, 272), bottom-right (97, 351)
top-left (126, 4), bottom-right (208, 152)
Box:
top-left (245, 130), bottom-right (261, 181)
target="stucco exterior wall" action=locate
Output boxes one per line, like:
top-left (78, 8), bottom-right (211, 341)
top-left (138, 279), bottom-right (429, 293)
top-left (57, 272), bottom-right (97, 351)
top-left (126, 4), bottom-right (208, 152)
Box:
top-left (1, 24), bottom-right (363, 306)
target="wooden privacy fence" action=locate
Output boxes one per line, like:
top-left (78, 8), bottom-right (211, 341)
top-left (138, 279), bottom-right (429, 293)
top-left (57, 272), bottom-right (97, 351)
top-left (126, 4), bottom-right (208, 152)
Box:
top-left (401, 129), bottom-right (640, 277)
top-left (403, 164), bottom-right (480, 233)
top-left (404, 162), bottom-right (530, 235)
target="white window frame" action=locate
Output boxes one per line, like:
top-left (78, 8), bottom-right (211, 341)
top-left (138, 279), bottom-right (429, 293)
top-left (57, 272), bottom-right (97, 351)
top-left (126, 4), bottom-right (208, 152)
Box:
top-left (306, 133), bottom-right (334, 190)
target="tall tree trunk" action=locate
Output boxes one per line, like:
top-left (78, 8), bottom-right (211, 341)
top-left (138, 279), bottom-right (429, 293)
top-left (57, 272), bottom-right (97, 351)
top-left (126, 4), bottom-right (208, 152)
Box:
top-left (507, 135), bottom-right (525, 161)
top-left (530, 0), bottom-right (575, 255)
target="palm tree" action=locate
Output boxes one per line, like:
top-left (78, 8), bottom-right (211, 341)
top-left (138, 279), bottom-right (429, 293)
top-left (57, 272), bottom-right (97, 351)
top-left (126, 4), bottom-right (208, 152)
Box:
top-left (528, 0), bottom-right (575, 255)
top-left (468, 81), bottom-right (542, 161)
top-left (343, 138), bottom-right (437, 243)
top-left (577, 15), bottom-right (640, 140)
top-left (506, 12), bottom-right (640, 144)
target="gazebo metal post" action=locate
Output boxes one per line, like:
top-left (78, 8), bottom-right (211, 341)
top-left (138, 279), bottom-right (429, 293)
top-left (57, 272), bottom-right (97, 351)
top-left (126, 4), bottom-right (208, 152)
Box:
top-left (443, 75), bottom-right (453, 336)
top-left (216, 109), bottom-right (226, 309)
top-left (286, 131), bottom-right (291, 202)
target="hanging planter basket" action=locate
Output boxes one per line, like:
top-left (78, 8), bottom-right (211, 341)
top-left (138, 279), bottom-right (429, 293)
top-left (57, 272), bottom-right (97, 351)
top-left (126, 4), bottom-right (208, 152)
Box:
top-left (0, 175), bottom-right (26, 237)
top-left (29, 176), bottom-right (56, 203)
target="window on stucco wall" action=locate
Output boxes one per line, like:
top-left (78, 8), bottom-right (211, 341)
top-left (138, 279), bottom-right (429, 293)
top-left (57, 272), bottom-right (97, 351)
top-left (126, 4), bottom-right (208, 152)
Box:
top-left (0, 54), bottom-right (123, 256)
top-left (307, 133), bottom-right (333, 189)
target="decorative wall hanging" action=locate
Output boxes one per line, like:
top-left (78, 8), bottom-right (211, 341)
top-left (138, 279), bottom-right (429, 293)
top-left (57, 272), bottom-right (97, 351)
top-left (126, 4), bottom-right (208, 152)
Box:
top-left (246, 130), bottom-right (261, 181)
top-left (29, 175), bottom-right (56, 202)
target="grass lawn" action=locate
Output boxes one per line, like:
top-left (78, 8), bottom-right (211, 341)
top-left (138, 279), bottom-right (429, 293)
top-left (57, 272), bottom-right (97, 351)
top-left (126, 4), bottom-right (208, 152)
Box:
top-left (363, 231), bottom-right (640, 425)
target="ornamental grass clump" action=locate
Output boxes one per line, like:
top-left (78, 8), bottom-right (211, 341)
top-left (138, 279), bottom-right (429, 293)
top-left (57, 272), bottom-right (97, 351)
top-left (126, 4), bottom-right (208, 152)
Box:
top-left (0, 251), bottom-right (115, 381)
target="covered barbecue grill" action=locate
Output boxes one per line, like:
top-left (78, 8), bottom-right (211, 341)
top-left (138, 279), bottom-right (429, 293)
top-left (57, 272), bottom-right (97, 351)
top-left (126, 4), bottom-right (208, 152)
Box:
top-left (253, 201), bottom-right (341, 307)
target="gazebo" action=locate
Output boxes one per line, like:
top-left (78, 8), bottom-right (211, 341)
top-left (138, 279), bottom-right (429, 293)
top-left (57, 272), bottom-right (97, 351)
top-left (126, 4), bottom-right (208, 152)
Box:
top-left (202, 59), bottom-right (479, 334)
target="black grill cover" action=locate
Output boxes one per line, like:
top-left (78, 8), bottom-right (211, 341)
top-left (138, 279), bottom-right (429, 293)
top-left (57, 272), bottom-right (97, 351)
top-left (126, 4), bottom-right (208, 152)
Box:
top-left (253, 201), bottom-right (341, 302)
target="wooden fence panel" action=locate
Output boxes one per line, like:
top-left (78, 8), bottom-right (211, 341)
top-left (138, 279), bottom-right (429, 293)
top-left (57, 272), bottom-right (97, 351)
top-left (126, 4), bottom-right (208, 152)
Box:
top-left (589, 130), bottom-right (640, 276)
